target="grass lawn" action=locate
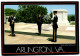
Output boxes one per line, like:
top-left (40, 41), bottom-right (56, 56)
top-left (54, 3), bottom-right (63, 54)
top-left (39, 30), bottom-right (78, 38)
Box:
top-left (70, 22), bottom-right (75, 25)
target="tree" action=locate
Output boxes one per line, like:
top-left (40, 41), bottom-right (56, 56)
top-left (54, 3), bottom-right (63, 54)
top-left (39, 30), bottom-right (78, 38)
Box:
top-left (15, 5), bottom-right (47, 23)
top-left (46, 12), bottom-right (52, 24)
top-left (68, 15), bottom-right (75, 22)
top-left (49, 12), bottom-right (52, 18)
top-left (5, 8), bottom-right (17, 16)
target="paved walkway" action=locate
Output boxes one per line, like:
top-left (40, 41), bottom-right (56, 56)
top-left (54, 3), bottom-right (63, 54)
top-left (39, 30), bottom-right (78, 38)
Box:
top-left (4, 23), bottom-right (75, 44)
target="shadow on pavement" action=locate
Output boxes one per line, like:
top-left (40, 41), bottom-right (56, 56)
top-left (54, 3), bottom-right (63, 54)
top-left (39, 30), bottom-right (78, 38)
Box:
top-left (5, 30), bottom-right (75, 40)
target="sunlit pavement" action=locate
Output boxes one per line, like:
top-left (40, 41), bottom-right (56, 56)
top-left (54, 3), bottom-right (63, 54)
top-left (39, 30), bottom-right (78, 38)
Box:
top-left (4, 22), bottom-right (75, 44)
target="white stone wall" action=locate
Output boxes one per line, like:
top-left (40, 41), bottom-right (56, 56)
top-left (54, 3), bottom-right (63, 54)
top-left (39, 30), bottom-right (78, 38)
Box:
top-left (52, 9), bottom-right (69, 26)
top-left (4, 13), bottom-right (6, 24)
top-left (4, 13), bottom-right (9, 24)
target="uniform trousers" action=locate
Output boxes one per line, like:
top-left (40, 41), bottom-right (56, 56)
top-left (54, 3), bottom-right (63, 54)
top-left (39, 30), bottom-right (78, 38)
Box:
top-left (38, 24), bottom-right (42, 34)
top-left (10, 25), bottom-right (14, 35)
top-left (53, 28), bottom-right (57, 42)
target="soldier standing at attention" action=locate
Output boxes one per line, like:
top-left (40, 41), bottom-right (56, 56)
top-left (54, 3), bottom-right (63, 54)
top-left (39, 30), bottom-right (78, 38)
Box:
top-left (8, 12), bottom-right (15, 36)
top-left (51, 11), bottom-right (58, 42)
top-left (37, 12), bottom-right (43, 35)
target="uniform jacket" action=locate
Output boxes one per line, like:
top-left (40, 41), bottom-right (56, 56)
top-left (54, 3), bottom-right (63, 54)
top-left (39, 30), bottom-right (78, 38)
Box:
top-left (37, 16), bottom-right (43, 25)
top-left (8, 16), bottom-right (14, 26)
top-left (52, 15), bottom-right (58, 29)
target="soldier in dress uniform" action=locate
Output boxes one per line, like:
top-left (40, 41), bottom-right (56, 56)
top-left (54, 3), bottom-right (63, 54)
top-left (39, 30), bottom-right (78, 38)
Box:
top-left (37, 12), bottom-right (43, 35)
top-left (8, 12), bottom-right (15, 36)
top-left (51, 11), bottom-right (58, 42)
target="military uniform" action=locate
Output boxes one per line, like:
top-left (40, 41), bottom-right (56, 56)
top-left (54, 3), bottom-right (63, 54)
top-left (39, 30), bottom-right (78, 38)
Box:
top-left (37, 16), bottom-right (43, 35)
top-left (52, 15), bottom-right (58, 42)
top-left (8, 15), bottom-right (15, 36)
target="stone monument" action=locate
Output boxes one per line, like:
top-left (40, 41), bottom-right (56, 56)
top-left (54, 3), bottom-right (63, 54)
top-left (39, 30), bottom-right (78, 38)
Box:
top-left (4, 12), bottom-right (10, 24)
top-left (52, 9), bottom-right (69, 26)
top-left (4, 12), bottom-right (6, 24)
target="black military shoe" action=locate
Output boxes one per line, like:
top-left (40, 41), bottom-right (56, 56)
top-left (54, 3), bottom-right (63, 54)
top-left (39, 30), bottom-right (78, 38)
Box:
top-left (51, 40), bottom-right (56, 42)
top-left (38, 33), bottom-right (41, 35)
top-left (12, 34), bottom-right (16, 36)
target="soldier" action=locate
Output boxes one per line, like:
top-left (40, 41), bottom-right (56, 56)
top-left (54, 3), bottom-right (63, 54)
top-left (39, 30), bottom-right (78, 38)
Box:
top-left (37, 12), bottom-right (43, 35)
top-left (51, 11), bottom-right (58, 42)
top-left (8, 12), bottom-right (15, 36)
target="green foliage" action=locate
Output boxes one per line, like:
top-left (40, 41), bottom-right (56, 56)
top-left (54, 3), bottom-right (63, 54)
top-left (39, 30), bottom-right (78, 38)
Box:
top-left (49, 12), bottom-right (52, 23)
top-left (5, 8), bottom-right (17, 16)
top-left (70, 22), bottom-right (75, 25)
top-left (15, 5), bottom-right (47, 23)
top-left (68, 15), bottom-right (75, 22)
top-left (49, 12), bottom-right (52, 18)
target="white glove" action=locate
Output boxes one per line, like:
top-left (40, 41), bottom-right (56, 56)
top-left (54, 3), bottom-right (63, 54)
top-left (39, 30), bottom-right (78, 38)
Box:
top-left (12, 20), bottom-right (14, 22)
top-left (51, 18), bottom-right (53, 20)
top-left (14, 17), bottom-right (16, 19)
